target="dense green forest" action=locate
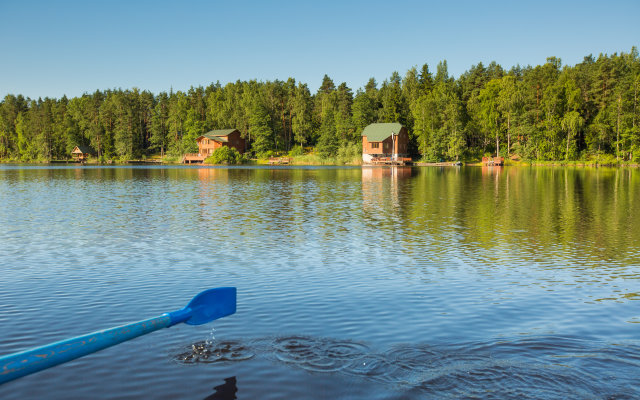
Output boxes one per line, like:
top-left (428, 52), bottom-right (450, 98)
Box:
top-left (1, 48), bottom-right (639, 163)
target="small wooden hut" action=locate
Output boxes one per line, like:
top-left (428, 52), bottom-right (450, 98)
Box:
top-left (71, 145), bottom-right (92, 162)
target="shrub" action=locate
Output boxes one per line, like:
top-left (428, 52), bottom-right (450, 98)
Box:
top-left (258, 150), bottom-right (275, 160)
top-left (204, 146), bottom-right (242, 164)
top-left (288, 145), bottom-right (304, 157)
top-left (336, 142), bottom-right (361, 164)
top-left (596, 153), bottom-right (618, 166)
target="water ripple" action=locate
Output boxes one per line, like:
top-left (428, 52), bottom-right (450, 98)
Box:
top-left (174, 340), bottom-right (255, 363)
top-left (173, 335), bottom-right (640, 398)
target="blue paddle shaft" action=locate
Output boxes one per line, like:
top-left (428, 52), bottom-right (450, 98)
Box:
top-left (0, 287), bottom-right (236, 385)
top-left (0, 313), bottom-right (178, 385)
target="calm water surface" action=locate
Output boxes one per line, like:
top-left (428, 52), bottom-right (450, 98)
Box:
top-left (0, 165), bottom-right (639, 399)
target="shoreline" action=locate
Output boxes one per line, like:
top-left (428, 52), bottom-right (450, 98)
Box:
top-left (2, 159), bottom-right (639, 168)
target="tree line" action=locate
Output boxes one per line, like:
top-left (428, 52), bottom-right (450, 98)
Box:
top-left (1, 48), bottom-right (639, 163)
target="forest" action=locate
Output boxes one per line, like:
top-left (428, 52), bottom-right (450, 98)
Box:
top-left (1, 48), bottom-right (639, 163)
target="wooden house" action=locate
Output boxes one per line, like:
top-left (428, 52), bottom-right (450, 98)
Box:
top-left (361, 123), bottom-right (410, 164)
top-left (71, 145), bottom-right (92, 162)
top-left (183, 129), bottom-right (246, 163)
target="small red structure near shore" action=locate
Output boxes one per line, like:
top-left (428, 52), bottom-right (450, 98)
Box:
top-left (482, 156), bottom-right (504, 166)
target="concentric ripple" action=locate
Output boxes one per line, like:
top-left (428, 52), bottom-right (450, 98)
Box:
top-left (174, 335), bottom-right (640, 398)
top-left (272, 336), bottom-right (370, 373)
top-left (174, 340), bottom-right (255, 363)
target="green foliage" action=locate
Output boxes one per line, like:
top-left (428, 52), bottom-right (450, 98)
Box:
top-left (1, 48), bottom-right (639, 163)
top-left (315, 108), bottom-right (338, 158)
top-left (288, 145), bottom-right (304, 157)
top-left (249, 100), bottom-right (273, 158)
top-left (204, 146), bottom-right (242, 164)
top-left (336, 141), bottom-right (361, 164)
top-left (292, 83), bottom-right (312, 146)
top-left (352, 89), bottom-right (377, 133)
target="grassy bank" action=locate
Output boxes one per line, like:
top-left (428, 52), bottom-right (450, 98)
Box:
top-left (2, 153), bottom-right (638, 168)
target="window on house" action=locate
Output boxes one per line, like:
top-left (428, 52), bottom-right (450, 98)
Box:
top-left (371, 142), bottom-right (379, 149)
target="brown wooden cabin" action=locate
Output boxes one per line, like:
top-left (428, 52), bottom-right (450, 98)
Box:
top-left (71, 145), bottom-right (92, 162)
top-left (183, 129), bottom-right (246, 163)
top-left (361, 123), bottom-right (410, 164)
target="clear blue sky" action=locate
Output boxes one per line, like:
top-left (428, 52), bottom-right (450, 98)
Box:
top-left (1, 0), bottom-right (638, 99)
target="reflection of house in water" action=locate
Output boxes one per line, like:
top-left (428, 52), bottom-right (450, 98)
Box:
top-left (197, 167), bottom-right (230, 181)
top-left (362, 166), bottom-right (412, 181)
top-left (481, 164), bottom-right (513, 196)
top-left (196, 168), bottom-right (232, 224)
top-left (481, 164), bottom-right (503, 189)
top-left (481, 165), bottom-right (503, 177)
top-left (362, 167), bottom-right (412, 215)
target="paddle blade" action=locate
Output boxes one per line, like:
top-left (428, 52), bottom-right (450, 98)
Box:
top-left (185, 287), bottom-right (236, 325)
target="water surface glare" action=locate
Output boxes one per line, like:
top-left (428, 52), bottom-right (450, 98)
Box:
top-left (0, 165), bottom-right (639, 399)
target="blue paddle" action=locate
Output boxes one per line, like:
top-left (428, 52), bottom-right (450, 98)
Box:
top-left (0, 287), bottom-right (236, 385)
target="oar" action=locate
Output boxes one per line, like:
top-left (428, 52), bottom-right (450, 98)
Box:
top-left (0, 287), bottom-right (236, 385)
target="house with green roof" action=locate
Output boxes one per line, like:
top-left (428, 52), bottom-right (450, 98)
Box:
top-left (71, 145), bottom-right (93, 162)
top-left (184, 129), bottom-right (246, 163)
top-left (361, 123), bottom-right (409, 163)
top-left (197, 129), bottom-right (245, 154)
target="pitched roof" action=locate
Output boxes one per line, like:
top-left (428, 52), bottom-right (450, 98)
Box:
top-left (197, 129), bottom-right (238, 142)
top-left (361, 123), bottom-right (404, 142)
top-left (206, 136), bottom-right (228, 142)
top-left (72, 145), bottom-right (92, 154)
top-left (204, 129), bottom-right (238, 137)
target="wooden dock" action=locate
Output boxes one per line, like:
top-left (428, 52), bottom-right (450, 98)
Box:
top-left (367, 157), bottom-right (413, 166)
top-left (268, 157), bottom-right (292, 165)
top-left (126, 159), bottom-right (163, 164)
top-left (182, 153), bottom-right (206, 164)
top-left (414, 161), bottom-right (462, 167)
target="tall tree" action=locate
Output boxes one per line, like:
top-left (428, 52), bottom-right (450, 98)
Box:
top-left (477, 79), bottom-right (502, 156)
top-left (292, 83), bottom-right (312, 148)
top-left (497, 75), bottom-right (522, 156)
top-left (248, 99), bottom-right (272, 156)
top-left (150, 92), bottom-right (170, 157)
top-left (379, 72), bottom-right (404, 124)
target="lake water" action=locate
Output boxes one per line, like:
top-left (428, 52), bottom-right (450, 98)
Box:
top-left (0, 165), bottom-right (639, 399)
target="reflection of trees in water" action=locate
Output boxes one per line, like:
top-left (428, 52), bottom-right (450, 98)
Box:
top-left (361, 166), bottom-right (413, 222)
top-left (402, 167), bottom-right (640, 287)
top-left (163, 166), bottom-right (637, 295)
top-left (194, 167), bottom-right (367, 255)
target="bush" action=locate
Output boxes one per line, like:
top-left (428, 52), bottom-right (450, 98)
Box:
top-left (257, 150), bottom-right (275, 160)
top-left (204, 146), bottom-right (242, 164)
top-left (632, 146), bottom-right (640, 163)
top-left (288, 145), bottom-right (304, 157)
top-left (595, 153), bottom-right (618, 166)
top-left (163, 155), bottom-right (179, 164)
top-left (336, 142), bottom-right (361, 164)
